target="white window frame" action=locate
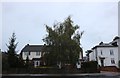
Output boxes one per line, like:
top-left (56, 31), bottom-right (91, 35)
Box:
top-left (100, 50), bottom-right (103, 55)
top-left (111, 58), bottom-right (115, 64)
top-left (34, 61), bottom-right (40, 67)
top-left (110, 49), bottom-right (114, 55)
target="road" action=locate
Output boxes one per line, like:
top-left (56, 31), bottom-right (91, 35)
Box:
top-left (1, 72), bottom-right (120, 78)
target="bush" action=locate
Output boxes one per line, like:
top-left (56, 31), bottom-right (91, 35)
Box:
top-left (119, 60), bottom-right (120, 68)
top-left (81, 61), bottom-right (99, 73)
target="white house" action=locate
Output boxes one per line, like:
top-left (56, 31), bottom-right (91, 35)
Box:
top-left (21, 44), bottom-right (46, 67)
top-left (87, 36), bottom-right (120, 68)
top-left (21, 44), bottom-right (83, 68)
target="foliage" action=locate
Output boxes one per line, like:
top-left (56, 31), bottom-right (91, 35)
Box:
top-left (81, 61), bottom-right (99, 73)
top-left (17, 55), bottom-right (25, 68)
top-left (6, 33), bottom-right (19, 68)
top-left (6, 33), bottom-right (24, 68)
top-left (43, 16), bottom-right (83, 67)
top-left (25, 55), bottom-right (29, 68)
top-left (119, 60), bottom-right (120, 68)
top-left (2, 52), bottom-right (9, 70)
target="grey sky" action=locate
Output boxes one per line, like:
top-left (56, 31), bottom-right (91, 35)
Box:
top-left (2, 2), bottom-right (118, 56)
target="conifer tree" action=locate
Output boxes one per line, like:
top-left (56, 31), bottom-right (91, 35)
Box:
top-left (7, 33), bottom-right (18, 68)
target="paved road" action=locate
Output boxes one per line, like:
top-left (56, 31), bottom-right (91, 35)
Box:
top-left (1, 72), bottom-right (120, 78)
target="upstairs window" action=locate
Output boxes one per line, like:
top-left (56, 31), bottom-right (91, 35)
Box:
top-left (110, 49), bottom-right (114, 55)
top-left (36, 52), bottom-right (40, 56)
top-left (24, 52), bottom-right (29, 56)
top-left (100, 50), bottom-right (103, 55)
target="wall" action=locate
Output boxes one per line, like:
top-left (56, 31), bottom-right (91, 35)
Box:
top-left (22, 52), bottom-right (41, 60)
top-left (89, 49), bottom-right (96, 61)
top-left (97, 47), bottom-right (118, 67)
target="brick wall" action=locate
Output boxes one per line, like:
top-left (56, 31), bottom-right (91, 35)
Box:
top-left (100, 66), bottom-right (119, 72)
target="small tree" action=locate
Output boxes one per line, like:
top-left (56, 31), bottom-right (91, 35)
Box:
top-left (25, 55), bottom-right (29, 68)
top-left (7, 33), bottom-right (18, 68)
top-left (17, 55), bottom-right (25, 68)
top-left (2, 52), bottom-right (9, 70)
top-left (25, 55), bottom-right (31, 73)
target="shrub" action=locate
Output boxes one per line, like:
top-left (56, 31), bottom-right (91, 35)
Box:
top-left (119, 60), bottom-right (120, 68)
top-left (81, 61), bottom-right (99, 73)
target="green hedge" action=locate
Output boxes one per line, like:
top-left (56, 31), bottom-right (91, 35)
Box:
top-left (118, 60), bottom-right (120, 68)
top-left (81, 61), bottom-right (99, 73)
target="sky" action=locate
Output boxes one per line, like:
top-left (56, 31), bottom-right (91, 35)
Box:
top-left (1, 2), bottom-right (118, 56)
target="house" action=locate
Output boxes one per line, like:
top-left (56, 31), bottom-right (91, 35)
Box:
top-left (21, 44), bottom-right (83, 68)
top-left (21, 44), bottom-right (47, 67)
top-left (87, 36), bottom-right (120, 68)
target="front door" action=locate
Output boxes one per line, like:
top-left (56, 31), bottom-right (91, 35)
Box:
top-left (34, 61), bottom-right (40, 67)
top-left (100, 58), bottom-right (105, 67)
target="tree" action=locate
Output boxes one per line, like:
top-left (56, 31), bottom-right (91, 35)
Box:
top-left (17, 55), bottom-right (25, 68)
top-left (43, 16), bottom-right (83, 68)
top-left (2, 52), bottom-right (9, 70)
top-left (6, 33), bottom-right (18, 68)
top-left (25, 55), bottom-right (29, 68)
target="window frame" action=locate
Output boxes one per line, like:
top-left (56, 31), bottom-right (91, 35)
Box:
top-left (36, 52), bottom-right (40, 56)
top-left (34, 61), bottom-right (40, 67)
top-left (24, 52), bottom-right (29, 56)
top-left (100, 50), bottom-right (103, 55)
top-left (110, 49), bottom-right (114, 55)
top-left (111, 58), bottom-right (115, 64)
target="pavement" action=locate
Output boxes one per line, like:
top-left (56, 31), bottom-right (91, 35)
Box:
top-left (100, 71), bottom-right (120, 76)
top-left (1, 72), bottom-right (120, 77)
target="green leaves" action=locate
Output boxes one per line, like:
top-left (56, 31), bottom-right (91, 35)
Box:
top-left (6, 33), bottom-right (23, 68)
top-left (43, 16), bottom-right (83, 67)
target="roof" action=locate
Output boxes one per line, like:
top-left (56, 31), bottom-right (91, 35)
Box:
top-left (86, 50), bottom-right (93, 54)
top-left (113, 36), bottom-right (120, 41)
top-left (21, 44), bottom-right (46, 52)
top-left (87, 36), bottom-right (119, 54)
top-left (92, 43), bottom-right (118, 49)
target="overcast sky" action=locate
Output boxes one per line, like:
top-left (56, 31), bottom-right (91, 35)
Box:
top-left (2, 2), bottom-right (118, 56)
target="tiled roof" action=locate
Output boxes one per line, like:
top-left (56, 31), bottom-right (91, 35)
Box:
top-left (21, 44), bottom-right (48, 52)
top-left (92, 43), bottom-right (118, 49)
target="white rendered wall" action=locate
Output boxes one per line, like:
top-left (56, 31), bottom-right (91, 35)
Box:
top-left (22, 52), bottom-right (41, 60)
top-left (89, 51), bottom-right (95, 61)
top-left (118, 39), bottom-right (120, 61)
top-left (79, 51), bottom-right (82, 59)
top-left (97, 47), bottom-right (118, 67)
top-left (89, 49), bottom-right (96, 61)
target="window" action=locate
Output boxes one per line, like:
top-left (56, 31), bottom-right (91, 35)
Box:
top-left (110, 49), bottom-right (114, 55)
top-left (111, 58), bottom-right (115, 64)
top-left (34, 61), bottom-right (40, 67)
top-left (36, 61), bottom-right (39, 66)
top-left (100, 50), bottom-right (103, 55)
top-left (24, 52), bottom-right (29, 56)
top-left (36, 52), bottom-right (40, 56)
top-left (29, 52), bottom-right (30, 55)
